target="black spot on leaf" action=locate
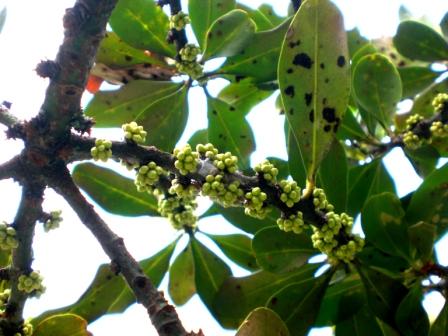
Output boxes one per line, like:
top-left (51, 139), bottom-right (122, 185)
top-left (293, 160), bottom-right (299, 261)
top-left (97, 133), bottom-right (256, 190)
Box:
top-left (217, 30), bottom-right (223, 37)
top-left (289, 108), bottom-right (294, 115)
top-left (124, 55), bottom-right (133, 62)
top-left (284, 85), bottom-right (295, 98)
top-left (287, 68), bottom-right (293, 74)
top-left (324, 124), bottom-right (331, 132)
top-left (324, 78), bottom-right (330, 83)
top-left (305, 93), bottom-right (312, 106)
top-left (322, 107), bottom-right (336, 122)
top-left (337, 55), bottom-right (346, 67)
top-left (320, 63), bottom-right (325, 69)
top-left (240, 135), bottom-right (247, 139)
top-left (309, 110), bottom-right (314, 123)
top-left (212, 110), bottom-right (217, 115)
top-left (322, 98), bottom-right (327, 105)
top-left (229, 106), bottom-right (235, 111)
top-left (252, 59), bottom-right (257, 64)
top-left (293, 53), bottom-right (313, 69)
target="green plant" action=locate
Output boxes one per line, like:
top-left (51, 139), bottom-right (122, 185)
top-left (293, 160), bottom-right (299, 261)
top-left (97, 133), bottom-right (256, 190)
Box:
top-left (0, 0), bottom-right (447, 335)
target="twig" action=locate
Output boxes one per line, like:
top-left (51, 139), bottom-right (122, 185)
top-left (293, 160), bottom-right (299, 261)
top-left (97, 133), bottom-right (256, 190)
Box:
top-left (0, 157), bottom-right (19, 181)
top-left (0, 104), bottom-right (19, 128)
top-left (47, 165), bottom-right (197, 336)
top-left (164, 0), bottom-right (188, 58)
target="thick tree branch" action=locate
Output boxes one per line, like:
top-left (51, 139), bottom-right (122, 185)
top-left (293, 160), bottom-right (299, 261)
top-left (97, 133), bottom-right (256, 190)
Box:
top-left (0, 157), bottom-right (19, 181)
top-left (47, 165), bottom-right (197, 336)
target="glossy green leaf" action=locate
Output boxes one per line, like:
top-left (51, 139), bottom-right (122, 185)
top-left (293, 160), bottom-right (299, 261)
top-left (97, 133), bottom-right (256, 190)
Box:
top-left (404, 145), bottom-right (440, 178)
top-left (191, 238), bottom-right (231, 313)
top-left (207, 96), bottom-right (255, 169)
top-left (96, 32), bottom-right (168, 67)
top-left (408, 221), bottom-right (436, 263)
top-left (395, 285), bottom-right (429, 336)
top-left (33, 240), bottom-right (177, 324)
top-left (266, 270), bottom-right (333, 336)
top-left (236, 307), bottom-right (290, 336)
top-left (318, 139), bottom-right (348, 212)
top-left (335, 307), bottom-right (383, 336)
top-left (410, 77), bottom-right (448, 118)
top-left (398, 67), bottom-right (441, 98)
top-left (252, 226), bottom-right (315, 273)
top-left (220, 19), bottom-right (290, 83)
top-left (393, 20), bottom-right (448, 62)
top-left (347, 28), bottom-right (369, 57)
top-left (430, 300), bottom-right (448, 336)
top-left (206, 233), bottom-right (258, 271)
top-left (188, 0), bottom-right (235, 48)
top-left (72, 163), bottom-right (158, 216)
top-left (168, 244), bottom-right (196, 306)
top-left (33, 314), bottom-right (89, 336)
top-left (218, 79), bottom-right (273, 116)
top-left (405, 163), bottom-right (448, 238)
top-left (202, 9), bottom-right (256, 61)
top-left (188, 129), bottom-right (208, 149)
top-left (353, 53), bottom-right (402, 128)
top-left (206, 204), bottom-right (279, 234)
top-left (347, 159), bottom-right (395, 216)
top-left (237, 4), bottom-right (285, 31)
top-left (279, 0), bottom-right (350, 183)
top-left (351, 44), bottom-right (378, 69)
top-left (213, 263), bottom-right (321, 328)
top-left (286, 123), bottom-right (307, 187)
top-left (109, 0), bottom-right (175, 57)
top-left (441, 12), bottom-right (448, 38)
top-left (85, 81), bottom-right (188, 151)
top-left (361, 192), bottom-right (410, 260)
top-left (356, 263), bottom-right (408, 327)
top-left (316, 275), bottom-right (365, 326)
top-left (356, 245), bottom-right (409, 277)
top-left (337, 108), bottom-right (368, 141)
top-left (0, 7), bottom-right (6, 34)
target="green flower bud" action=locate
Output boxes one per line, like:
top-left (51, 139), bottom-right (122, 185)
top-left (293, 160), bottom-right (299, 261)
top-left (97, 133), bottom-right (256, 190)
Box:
top-left (254, 160), bottom-right (279, 183)
top-left (430, 121), bottom-right (448, 138)
top-left (279, 180), bottom-right (301, 208)
top-left (90, 139), bottom-right (112, 162)
top-left (176, 60), bottom-right (204, 79)
top-left (403, 130), bottom-right (425, 149)
top-left (169, 11), bottom-right (190, 31)
top-left (44, 210), bottom-right (62, 232)
top-left (196, 143), bottom-right (219, 159)
top-left (277, 211), bottom-right (307, 234)
top-left (0, 222), bottom-right (18, 249)
top-left (213, 152), bottom-right (238, 173)
top-left (244, 187), bottom-right (270, 219)
top-left (122, 121), bottom-right (147, 144)
top-left (432, 93), bottom-right (448, 114)
top-left (173, 144), bottom-right (200, 175)
top-left (179, 44), bottom-right (201, 62)
top-left (312, 188), bottom-right (333, 212)
top-left (17, 271), bottom-right (45, 297)
top-left (134, 162), bottom-right (167, 193)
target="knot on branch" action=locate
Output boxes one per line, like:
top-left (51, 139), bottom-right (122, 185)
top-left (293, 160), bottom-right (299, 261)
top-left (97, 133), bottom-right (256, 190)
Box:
top-left (35, 60), bottom-right (60, 79)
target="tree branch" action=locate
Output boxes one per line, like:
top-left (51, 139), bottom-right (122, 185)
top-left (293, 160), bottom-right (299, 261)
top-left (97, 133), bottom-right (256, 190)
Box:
top-left (0, 157), bottom-right (19, 181)
top-left (0, 104), bottom-right (19, 128)
top-left (47, 165), bottom-right (197, 336)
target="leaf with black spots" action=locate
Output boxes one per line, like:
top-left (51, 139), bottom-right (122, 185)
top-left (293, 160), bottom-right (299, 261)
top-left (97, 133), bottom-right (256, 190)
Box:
top-left (279, 0), bottom-right (350, 185)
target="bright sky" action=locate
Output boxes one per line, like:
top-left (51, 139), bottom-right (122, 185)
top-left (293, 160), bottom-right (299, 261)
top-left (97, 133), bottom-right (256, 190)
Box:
top-left (0, 0), bottom-right (447, 335)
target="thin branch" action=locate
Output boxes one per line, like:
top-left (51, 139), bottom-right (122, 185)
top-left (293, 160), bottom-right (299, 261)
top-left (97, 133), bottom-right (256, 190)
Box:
top-left (0, 104), bottom-right (19, 128)
top-left (47, 165), bottom-right (197, 336)
top-left (162, 0), bottom-right (188, 58)
top-left (0, 157), bottom-right (19, 181)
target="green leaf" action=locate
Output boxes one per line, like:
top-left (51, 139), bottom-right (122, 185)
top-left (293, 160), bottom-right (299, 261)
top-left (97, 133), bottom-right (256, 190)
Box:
top-left (168, 244), bottom-right (196, 305)
top-left (207, 96), bottom-right (255, 170)
top-left (206, 233), bottom-right (258, 271)
top-left (410, 77), bottom-right (448, 118)
top-left (0, 7), bottom-right (6, 34)
top-left (353, 53), bottom-right (402, 128)
top-left (33, 240), bottom-right (177, 324)
top-left (393, 20), bottom-right (448, 62)
top-left (278, 0), bottom-right (350, 183)
top-left (351, 43), bottom-right (378, 69)
top-left (252, 226), bottom-right (316, 273)
top-left (405, 163), bottom-right (448, 238)
top-left (72, 163), bottom-right (158, 216)
top-left (191, 238), bottom-right (231, 313)
top-left (85, 81), bottom-right (188, 151)
top-left (347, 159), bottom-right (395, 216)
top-left (218, 79), bottom-right (273, 116)
top-left (188, 0), bottom-right (235, 48)
top-left (398, 67), bottom-right (441, 98)
top-left (356, 263), bottom-right (408, 327)
top-left (96, 32), bottom-right (169, 68)
top-left (236, 307), bottom-right (290, 336)
top-left (286, 123), bottom-right (307, 187)
top-left (361, 192), bottom-right (410, 260)
top-left (109, 0), bottom-right (175, 57)
top-left (202, 9), bottom-right (256, 61)
top-left (265, 157), bottom-right (289, 181)
top-left (188, 129), bottom-right (208, 149)
top-left (441, 12), bottom-right (448, 38)
top-left (316, 275), bottom-right (365, 326)
top-left (220, 19), bottom-right (291, 83)
top-left (408, 221), bottom-right (436, 263)
top-left (266, 270), bottom-right (333, 336)
top-left (430, 300), bottom-right (448, 336)
top-left (213, 263), bottom-right (321, 328)
top-left (318, 139), bottom-right (348, 212)
top-left (237, 4), bottom-right (285, 31)
top-left (356, 245), bottom-right (409, 277)
top-left (335, 307), bottom-right (383, 336)
top-left (207, 204), bottom-right (279, 234)
top-left (337, 108), bottom-right (368, 141)
top-left (347, 28), bottom-right (369, 57)
top-left (404, 145), bottom-right (440, 178)
top-left (33, 314), bottom-right (89, 336)
top-left (395, 284), bottom-right (429, 336)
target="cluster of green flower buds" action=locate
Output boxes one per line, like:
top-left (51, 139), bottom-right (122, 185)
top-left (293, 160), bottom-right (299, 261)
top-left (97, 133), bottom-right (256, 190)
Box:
top-left (213, 152), bottom-right (238, 173)
top-left (432, 93), bottom-right (448, 113)
top-left (122, 121), bottom-right (147, 144)
top-left (158, 196), bottom-right (197, 230)
top-left (176, 61), bottom-right (204, 80)
top-left (244, 187), bottom-right (271, 219)
top-left (196, 143), bottom-right (218, 159)
top-left (44, 210), bottom-right (62, 232)
top-left (170, 11), bottom-right (190, 31)
top-left (0, 222), bottom-right (18, 250)
top-left (279, 180), bottom-right (301, 208)
top-left (179, 44), bottom-right (201, 62)
top-left (277, 211), bottom-right (307, 234)
top-left (18, 271), bottom-right (45, 297)
top-left (135, 162), bottom-right (167, 193)
top-left (15, 321), bottom-right (33, 336)
top-left (254, 160), bottom-right (279, 183)
top-left (174, 144), bottom-right (200, 175)
top-left (430, 121), bottom-right (448, 138)
top-left (0, 289), bottom-right (10, 310)
top-left (202, 174), bottom-right (243, 207)
top-left (311, 211), bottom-right (364, 264)
top-left (169, 178), bottom-right (199, 199)
top-left (403, 114), bottom-right (425, 149)
top-left (312, 188), bottom-right (334, 212)
top-left (91, 139), bottom-right (112, 162)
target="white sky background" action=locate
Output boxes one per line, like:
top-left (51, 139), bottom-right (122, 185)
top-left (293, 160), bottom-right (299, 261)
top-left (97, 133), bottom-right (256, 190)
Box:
top-left (0, 0), bottom-right (447, 335)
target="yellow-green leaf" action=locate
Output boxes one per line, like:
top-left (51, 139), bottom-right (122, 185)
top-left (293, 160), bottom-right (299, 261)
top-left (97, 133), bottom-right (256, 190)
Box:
top-left (236, 307), bottom-right (290, 336)
top-left (33, 314), bottom-right (89, 336)
top-left (278, 0), bottom-right (350, 185)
